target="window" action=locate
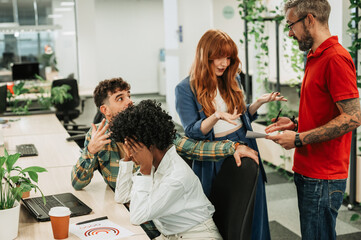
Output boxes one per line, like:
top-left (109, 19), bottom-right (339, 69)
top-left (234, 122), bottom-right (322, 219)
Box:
top-left (0, 0), bottom-right (78, 82)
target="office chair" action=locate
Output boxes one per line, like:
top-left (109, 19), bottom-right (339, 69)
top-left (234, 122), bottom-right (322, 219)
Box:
top-left (209, 156), bottom-right (259, 240)
top-left (51, 78), bottom-right (83, 124)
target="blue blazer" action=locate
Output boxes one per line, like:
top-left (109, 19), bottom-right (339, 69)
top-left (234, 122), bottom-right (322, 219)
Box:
top-left (175, 76), bottom-right (267, 195)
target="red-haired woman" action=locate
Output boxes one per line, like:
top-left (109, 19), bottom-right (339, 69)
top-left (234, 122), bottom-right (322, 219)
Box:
top-left (175, 29), bottom-right (286, 240)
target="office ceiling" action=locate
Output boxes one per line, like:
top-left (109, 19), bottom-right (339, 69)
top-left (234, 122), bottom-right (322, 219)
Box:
top-left (0, 0), bottom-right (53, 25)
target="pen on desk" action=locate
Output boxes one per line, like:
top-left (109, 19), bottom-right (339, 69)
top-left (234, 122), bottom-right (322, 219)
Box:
top-left (76, 216), bottom-right (108, 225)
top-left (274, 108), bottom-right (282, 122)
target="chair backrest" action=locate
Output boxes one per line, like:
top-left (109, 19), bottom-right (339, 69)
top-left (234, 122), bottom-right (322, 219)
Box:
top-left (51, 78), bottom-right (80, 111)
top-left (93, 109), bottom-right (104, 124)
top-left (209, 157), bottom-right (259, 240)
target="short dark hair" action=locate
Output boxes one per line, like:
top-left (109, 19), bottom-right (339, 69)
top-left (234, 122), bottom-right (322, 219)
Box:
top-left (110, 100), bottom-right (176, 150)
top-left (93, 77), bottom-right (130, 108)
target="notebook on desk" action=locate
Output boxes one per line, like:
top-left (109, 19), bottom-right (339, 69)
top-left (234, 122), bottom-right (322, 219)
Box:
top-left (22, 193), bottom-right (92, 222)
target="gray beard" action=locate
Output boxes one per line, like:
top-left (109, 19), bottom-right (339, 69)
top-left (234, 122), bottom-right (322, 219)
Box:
top-left (296, 26), bottom-right (314, 51)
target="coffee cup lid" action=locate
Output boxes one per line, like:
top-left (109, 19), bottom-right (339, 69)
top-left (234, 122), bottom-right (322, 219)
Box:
top-left (49, 206), bottom-right (71, 217)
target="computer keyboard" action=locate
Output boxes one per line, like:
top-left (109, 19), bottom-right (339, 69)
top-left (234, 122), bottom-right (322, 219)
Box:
top-left (16, 144), bottom-right (38, 157)
top-left (32, 195), bottom-right (64, 213)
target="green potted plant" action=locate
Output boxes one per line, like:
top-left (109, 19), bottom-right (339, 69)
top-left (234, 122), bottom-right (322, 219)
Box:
top-left (7, 78), bottom-right (73, 115)
top-left (0, 149), bottom-right (47, 239)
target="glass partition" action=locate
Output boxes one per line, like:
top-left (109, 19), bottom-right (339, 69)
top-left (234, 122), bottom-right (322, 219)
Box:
top-left (0, 0), bottom-right (78, 82)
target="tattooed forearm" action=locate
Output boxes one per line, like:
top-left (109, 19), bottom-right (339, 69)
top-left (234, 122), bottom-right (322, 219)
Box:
top-left (302, 98), bottom-right (361, 145)
top-left (337, 98), bottom-right (361, 116)
top-left (303, 122), bottom-right (346, 144)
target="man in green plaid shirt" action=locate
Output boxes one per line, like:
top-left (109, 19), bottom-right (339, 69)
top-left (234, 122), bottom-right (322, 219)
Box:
top-left (71, 77), bottom-right (258, 239)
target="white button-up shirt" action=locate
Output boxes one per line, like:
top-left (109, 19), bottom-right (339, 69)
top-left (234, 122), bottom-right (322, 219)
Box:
top-left (114, 146), bottom-right (215, 235)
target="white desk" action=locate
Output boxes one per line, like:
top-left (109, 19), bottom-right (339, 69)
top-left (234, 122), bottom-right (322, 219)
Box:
top-left (18, 166), bottom-right (148, 239)
top-left (1, 114), bottom-right (148, 239)
top-left (1, 114), bottom-right (81, 168)
top-left (2, 114), bottom-right (65, 137)
top-left (4, 132), bottom-right (81, 168)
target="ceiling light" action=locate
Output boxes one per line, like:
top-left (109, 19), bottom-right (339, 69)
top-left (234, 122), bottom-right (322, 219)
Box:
top-left (60, 2), bottom-right (74, 7)
top-left (54, 7), bottom-right (72, 12)
top-left (48, 14), bottom-right (63, 19)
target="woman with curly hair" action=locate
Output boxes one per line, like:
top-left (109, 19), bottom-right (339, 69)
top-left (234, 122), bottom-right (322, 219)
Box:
top-left (110, 100), bottom-right (222, 239)
top-left (175, 29), bottom-right (286, 240)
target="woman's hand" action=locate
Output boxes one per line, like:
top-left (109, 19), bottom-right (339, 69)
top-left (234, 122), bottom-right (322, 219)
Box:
top-left (216, 108), bottom-right (242, 125)
top-left (257, 92), bottom-right (287, 104)
top-left (124, 138), bottom-right (153, 175)
top-left (249, 92), bottom-right (287, 116)
top-left (122, 141), bottom-right (133, 162)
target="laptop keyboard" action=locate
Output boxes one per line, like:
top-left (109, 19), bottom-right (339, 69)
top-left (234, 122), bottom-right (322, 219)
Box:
top-left (16, 144), bottom-right (38, 157)
top-left (33, 195), bottom-right (64, 213)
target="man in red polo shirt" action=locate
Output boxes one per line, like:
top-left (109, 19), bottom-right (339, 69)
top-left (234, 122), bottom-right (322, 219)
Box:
top-left (265, 0), bottom-right (361, 239)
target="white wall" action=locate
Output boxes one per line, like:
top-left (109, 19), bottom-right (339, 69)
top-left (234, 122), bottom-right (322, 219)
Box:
top-left (75, 0), bottom-right (353, 105)
top-left (177, 0), bottom-right (213, 80)
top-left (76, 0), bottom-right (98, 90)
top-left (77, 0), bottom-right (164, 94)
top-left (163, 0), bottom-right (179, 119)
top-left (52, 0), bottom-right (78, 80)
top-left (212, 0), bottom-right (248, 73)
top-left (165, 0), bottom-right (213, 122)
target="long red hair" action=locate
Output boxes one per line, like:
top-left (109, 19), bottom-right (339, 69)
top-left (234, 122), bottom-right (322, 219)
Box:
top-left (190, 29), bottom-right (246, 117)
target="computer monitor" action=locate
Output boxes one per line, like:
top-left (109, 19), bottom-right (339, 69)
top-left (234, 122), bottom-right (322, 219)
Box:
top-left (11, 62), bottom-right (39, 81)
top-left (0, 84), bottom-right (7, 113)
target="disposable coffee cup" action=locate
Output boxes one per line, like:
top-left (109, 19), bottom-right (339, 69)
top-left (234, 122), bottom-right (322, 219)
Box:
top-left (49, 206), bottom-right (71, 239)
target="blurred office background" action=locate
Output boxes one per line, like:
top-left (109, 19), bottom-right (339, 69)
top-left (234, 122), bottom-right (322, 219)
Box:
top-left (1, 1), bottom-right (361, 238)
top-left (0, 0), bottom-right (352, 123)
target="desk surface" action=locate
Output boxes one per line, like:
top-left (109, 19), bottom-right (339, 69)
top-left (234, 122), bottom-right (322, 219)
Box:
top-left (1, 114), bottom-right (148, 239)
top-left (1, 114), bottom-right (81, 168)
top-left (4, 132), bottom-right (81, 168)
top-left (2, 114), bottom-right (65, 137)
top-left (18, 166), bottom-right (148, 239)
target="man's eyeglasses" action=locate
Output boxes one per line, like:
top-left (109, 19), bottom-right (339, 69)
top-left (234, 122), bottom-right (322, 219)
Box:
top-left (287, 15), bottom-right (308, 30)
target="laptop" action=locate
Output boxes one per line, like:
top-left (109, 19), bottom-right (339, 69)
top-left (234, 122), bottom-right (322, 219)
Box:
top-left (22, 192), bottom-right (92, 222)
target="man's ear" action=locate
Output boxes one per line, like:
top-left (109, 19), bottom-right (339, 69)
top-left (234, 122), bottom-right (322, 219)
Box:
top-left (99, 105), bottom-right (108, 117)
top-left (306, 13), bottom-right (316, 27)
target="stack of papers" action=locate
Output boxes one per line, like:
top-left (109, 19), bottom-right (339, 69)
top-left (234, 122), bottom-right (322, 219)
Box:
top-left (246, 130), bottom-right (268, 138)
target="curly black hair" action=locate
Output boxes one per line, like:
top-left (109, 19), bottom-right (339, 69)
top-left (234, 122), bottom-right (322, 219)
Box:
top-left (110, 100), bottom-right (176, 150)
top-left (93, 77), bottom-right (130, 108)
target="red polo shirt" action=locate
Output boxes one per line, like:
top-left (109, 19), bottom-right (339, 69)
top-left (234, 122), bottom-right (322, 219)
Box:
top-left (293, 36), bottom-right (359, 179)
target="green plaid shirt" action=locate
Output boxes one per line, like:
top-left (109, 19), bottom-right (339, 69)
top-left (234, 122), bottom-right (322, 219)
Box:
top-left (71, 124), bottom-right (238, 190)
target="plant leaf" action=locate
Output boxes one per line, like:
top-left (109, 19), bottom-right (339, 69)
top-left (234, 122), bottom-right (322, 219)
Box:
top-left (0, 156), bottom-right (6, 168)
top-left (21, 166), bottom-right (47, 173)
top-left (28, 171), bottom-right (39, 183)
top-left (9, 176), bottom-right (20, 184)
top-left (5, 153), bottom-right (20, 172)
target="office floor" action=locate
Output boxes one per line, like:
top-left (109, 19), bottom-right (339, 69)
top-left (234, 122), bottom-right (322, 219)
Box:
top-left (77, 93), bottom-right (361, 239)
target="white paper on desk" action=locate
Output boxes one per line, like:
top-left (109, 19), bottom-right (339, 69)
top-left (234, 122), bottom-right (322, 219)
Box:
top-left (246, 130), bottom-right (268, 138)
top-left (69, 219), bottom-right (135, 240)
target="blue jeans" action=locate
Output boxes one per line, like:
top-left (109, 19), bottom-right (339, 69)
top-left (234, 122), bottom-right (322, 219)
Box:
top-left (294, 173), bottom-right (346, 240)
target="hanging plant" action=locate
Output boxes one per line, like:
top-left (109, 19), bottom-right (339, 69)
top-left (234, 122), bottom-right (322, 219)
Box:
top-left (238, 0), bottom-right (303, 122)
top-left (238, 0), bottom-right (270, 90)
top-left (347, 0), bottom-right (361, 87)
top-left (347, 0), bottom-right (361, 222)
